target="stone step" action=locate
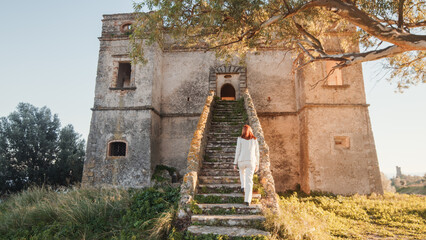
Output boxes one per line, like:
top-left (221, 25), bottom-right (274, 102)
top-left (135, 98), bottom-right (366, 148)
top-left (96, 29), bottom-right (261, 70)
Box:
top-left (209, 132), bottom-right (241, 136)
top-left (215, 104), bottom-right (240, 107)
top-left (207, 138), bottom-right (239, 143)
top-left (202, 162), bottom-right (235, 169)
top-left (198, 184), bottom-right (242, 193)
top-left (209, 129), bottom-right (241, 134)
top-left (205, 152), bottom-right (235, 156)
top-left (208, 132), bottom-right (240, 137)
top-left (213, 111), bottom-right (242, 114)
top-left (213, 114), bottom-right (244, 118)
top-left (210, 122), bottom-right (245, 127)
top-left (213, 114), bottom-right (243, 117)
top-left (211, 122), bottom-right (244, 125)
top-left (205, 146), bottom-right (236, 150)
top-left (191, 215), bottom-right (265, 227)
top-left (206, 152), bottom-right (235, 158)
top-left (205, 149), bottom-right (236, 154)
top-left (207, 139), bottom-right (238, 143)
top-left (196, 203), bottom-right (262, 215)
top-left (210, 125), bottom-right (241, 129)
top-left (199, 175), bottom-right (240, 184)
top-left (211, 118), bottom-right (242, 122)
top-left (205, 154), bottom-right (234, 159)
top-left (214, 106), bottom-right (240, 108)
top-left (201, 169), bottom-right (239, 176)
top-left (212, 118), bottom-right (244, 122)
top-left (210, 124), bottom-right (242, 128)
top-left (214, 105), bottom-right (240, 108)
top-left (215, 101), bottom-right (239, 103)
top-left (188, 225), bottom-right (269, 238)
top-left (213, 109), bottom-right (241, 112)
top-left (206, 144), bottom-right (237, 149)
top-left (204, 157), bottom-right (234, 163)
top-left (194, 193), bottom-right (261, 204)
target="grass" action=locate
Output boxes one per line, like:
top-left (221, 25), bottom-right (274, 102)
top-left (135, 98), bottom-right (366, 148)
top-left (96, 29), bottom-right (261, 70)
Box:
top-left (2, 185), bottom-right (425, 239)
top-left (194, 194), bottom-right (244, 204)
top-left (264, 191), bottom-right (426, 240)
top-left (0, 185), bottom-right (180, 240)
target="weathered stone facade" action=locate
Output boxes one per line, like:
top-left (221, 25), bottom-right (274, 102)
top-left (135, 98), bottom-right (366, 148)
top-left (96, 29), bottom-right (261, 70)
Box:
top-left (82, 13), bottom-right (383, 195)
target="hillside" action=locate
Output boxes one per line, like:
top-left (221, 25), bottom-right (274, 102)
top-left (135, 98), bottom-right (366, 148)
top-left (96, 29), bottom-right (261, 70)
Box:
top-left (0, 187), bottom-right (425, 239)
top-left (392, 174), bottom-right (426, 195)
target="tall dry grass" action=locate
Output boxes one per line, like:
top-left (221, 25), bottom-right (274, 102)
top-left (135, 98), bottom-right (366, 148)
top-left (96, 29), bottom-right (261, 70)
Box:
top-left (0, 185), bottom-right (181, 240)
top-left (264, 192), bottom-right (426, 240)
top-left (0, 186), bottom-right (129, 239)
top-left (264, 193), bottom-right (330, 240)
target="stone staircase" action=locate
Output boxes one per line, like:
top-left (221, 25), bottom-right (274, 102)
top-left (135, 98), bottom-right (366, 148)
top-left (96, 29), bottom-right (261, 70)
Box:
top-left (187, 100), bottom-right (269, 238)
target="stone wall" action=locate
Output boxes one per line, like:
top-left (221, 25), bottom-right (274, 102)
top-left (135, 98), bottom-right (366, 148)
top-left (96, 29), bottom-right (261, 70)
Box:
top-left (296, 32), bottom-right (383, 194)
top-left (159, 116), bottom-right (199, 176)
top-left (243, 89), bottom-right (279, 212)
top-left (259, 115), bottom-right (300, 191)
top-left (245, 50), bottom-right (301, 192)
top-left (83, 14), bottom-right (161, 188)
top-left (178, 91), bottom-right (215, 218)
top-left (82, 110), bottom-right (152, 188)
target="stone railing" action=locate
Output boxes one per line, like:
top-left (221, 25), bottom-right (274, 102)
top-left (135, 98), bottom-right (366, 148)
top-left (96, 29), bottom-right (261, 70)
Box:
top-left (242, 89), bottom-right (280, 212)
top-left (177, 90), bottom-right (215, 219)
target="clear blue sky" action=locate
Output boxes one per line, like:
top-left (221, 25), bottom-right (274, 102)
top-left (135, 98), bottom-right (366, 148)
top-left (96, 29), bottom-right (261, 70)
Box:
top-left (0, 1), bottom-right (424, 177)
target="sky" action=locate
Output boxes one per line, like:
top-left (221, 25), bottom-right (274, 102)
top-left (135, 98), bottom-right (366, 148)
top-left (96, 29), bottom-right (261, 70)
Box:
top-left (0, 1), bottom-right (424, 178)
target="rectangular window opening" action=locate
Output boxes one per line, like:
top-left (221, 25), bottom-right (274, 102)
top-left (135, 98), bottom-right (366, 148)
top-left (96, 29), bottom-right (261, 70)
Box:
top-left (334, 136), bottom-right (350, 149)
top-left (109, 142), bottom-right (127, 157)
top-left (116, 62), bottom-right (132, 88)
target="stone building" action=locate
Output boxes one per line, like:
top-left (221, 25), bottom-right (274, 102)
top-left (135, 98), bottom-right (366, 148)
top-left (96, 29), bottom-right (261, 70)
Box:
top-left (82, 13), bottom-right (383, 195)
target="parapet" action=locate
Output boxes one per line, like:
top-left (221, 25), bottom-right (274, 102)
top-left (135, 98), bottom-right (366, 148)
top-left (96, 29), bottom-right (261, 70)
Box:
top-left (100, 13), bottom-right (136, 39)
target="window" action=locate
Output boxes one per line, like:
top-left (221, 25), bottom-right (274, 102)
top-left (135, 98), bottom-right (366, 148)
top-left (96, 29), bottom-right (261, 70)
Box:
top-left (108, 141), bottom-right (127, 157)
top-left (121, 23), bottom-right (132, 32)
top-left (334, 136), bottom-right (350, 149)
top-left (116, 62), bottom-right (132, 88)
top-left (325, 61), bottom-right (343, 85)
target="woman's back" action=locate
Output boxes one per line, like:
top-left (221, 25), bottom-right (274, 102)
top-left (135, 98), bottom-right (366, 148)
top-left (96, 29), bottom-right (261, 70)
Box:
top-left (234, 137), bottom-right (259, 166)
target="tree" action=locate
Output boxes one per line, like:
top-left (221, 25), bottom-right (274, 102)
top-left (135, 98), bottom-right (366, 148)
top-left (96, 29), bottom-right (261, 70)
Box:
top-left (131, 0), bottom-right (425, 90)
top-left (0, 103), bottom-right (85, 193)
top-left (48, 125), bottom-right (86, 186)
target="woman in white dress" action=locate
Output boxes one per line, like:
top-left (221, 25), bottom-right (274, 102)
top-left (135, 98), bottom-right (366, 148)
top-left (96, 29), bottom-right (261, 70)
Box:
top-left (233, 124), bottom-right (259, 206)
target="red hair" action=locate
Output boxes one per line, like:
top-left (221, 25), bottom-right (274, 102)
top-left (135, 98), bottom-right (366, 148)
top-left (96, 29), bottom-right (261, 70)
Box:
top-left (241, 125), bottom-right (257, 140)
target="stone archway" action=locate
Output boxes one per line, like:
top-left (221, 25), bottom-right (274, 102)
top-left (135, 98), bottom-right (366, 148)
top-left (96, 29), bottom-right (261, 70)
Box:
top-left (209, 65), bottom-right (247, 99)
top-left (220, 83), bottom-right (236, 100)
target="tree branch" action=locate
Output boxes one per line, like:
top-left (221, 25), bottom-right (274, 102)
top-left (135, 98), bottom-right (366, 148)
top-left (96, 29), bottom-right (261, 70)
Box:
top-left (293, 17), bottom-right (325, 53)
top-left (299, 45), bottom-right (406, 69)
top-left (398, 0), bottom-right (405, 29)
top-left (305, 0), bottom-right (426, 50)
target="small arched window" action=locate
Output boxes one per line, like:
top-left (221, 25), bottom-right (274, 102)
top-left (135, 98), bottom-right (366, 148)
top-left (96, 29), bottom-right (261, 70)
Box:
top-left (108, 141), bottom-right (127, 157)
top-left (121, 23), bottom-right (132, 32)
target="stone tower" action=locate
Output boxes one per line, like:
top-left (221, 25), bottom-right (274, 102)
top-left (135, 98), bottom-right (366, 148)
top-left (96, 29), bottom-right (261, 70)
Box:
top-left (396, 166), bottom-right (402, 178)
top-left (82, 13), bottom-right (383, 194)
top-left (82, 14), bottom-right (163, 187)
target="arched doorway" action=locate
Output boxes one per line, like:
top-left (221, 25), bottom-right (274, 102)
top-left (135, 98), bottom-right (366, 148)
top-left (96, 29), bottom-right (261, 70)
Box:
top-left (220, 84), bottom-right (236, 100)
